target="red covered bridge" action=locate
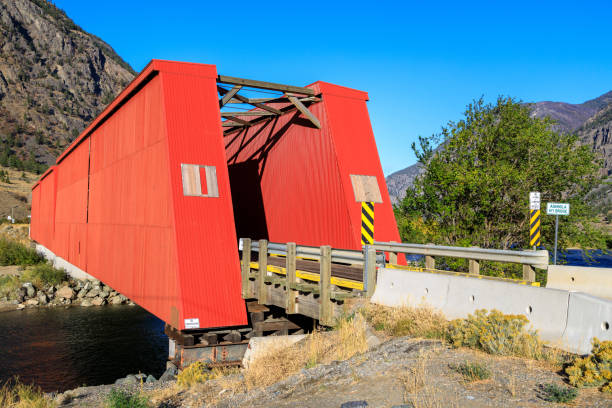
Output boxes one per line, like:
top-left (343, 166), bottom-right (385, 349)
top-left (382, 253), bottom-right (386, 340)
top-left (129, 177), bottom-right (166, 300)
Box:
top-left (29, 60), bottom-right (400, 333)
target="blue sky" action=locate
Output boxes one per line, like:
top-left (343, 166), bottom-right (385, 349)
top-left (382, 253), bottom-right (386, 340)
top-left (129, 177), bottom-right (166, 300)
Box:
top-left (55, 0), bottom-right (612, 175)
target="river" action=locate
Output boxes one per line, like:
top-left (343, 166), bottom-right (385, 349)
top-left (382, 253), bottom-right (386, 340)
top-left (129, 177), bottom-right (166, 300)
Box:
top-left (0, 305), bottom-right (167, 392)
top-left (0, 249), bottom-right (609, 393)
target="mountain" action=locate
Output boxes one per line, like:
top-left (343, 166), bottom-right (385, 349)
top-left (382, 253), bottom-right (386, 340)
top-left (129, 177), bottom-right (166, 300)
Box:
top-left (0, 0), bottom-right (135, 172)
top-left (386, 91), bottom-right (612, 217)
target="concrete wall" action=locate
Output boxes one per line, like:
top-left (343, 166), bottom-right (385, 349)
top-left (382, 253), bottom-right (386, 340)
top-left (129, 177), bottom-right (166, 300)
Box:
top-left (372, 268), bottom-right (612, 354)
top-left (36, 244), bottom-right (96, 281)
top-left (547, 265), bottom-right (612, 300)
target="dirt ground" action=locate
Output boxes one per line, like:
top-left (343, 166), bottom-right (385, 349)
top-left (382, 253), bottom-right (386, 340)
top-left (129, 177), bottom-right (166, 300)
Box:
top-left (64, 337), bottom-right (609, 408)
top-left (0, 166), bottom-right (36, 220)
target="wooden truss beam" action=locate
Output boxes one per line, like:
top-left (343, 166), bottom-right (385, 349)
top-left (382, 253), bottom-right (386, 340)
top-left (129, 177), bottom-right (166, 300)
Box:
top-left (287, 95), bottom-right (321, 129)
top-left (219, 85), bottom-right (242, 107)
top-left (220, 111), bottom-right (278, 117)
top-left (231, 92), bottom-right (282, 115)
top-left (224, 116), bottom-right (252, 126)
top-left (217, 75), bottom-right (315, 96)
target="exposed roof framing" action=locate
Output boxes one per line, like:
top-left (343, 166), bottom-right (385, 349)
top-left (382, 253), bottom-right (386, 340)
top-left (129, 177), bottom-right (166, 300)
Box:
top-left (216, 76), bottom-right (322, 133)
top-left (217, 75), bottom-right (315, 96)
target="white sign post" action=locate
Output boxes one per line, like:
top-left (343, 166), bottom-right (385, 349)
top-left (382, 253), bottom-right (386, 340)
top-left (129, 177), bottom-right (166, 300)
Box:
top-left (529, 192), bottom-right (541, 210)
top-left (546, 202), bottom-right (570, 265)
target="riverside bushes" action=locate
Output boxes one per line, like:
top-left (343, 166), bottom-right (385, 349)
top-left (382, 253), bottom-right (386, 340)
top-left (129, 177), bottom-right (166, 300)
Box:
top-left (447, 309), bottom-right (544, 359)
top-left (0, 239), bottom-right (43, 266)
top-left (566, 338), bottom-right (612, 392)
top-left (104, 389), bottom-right (149, 408)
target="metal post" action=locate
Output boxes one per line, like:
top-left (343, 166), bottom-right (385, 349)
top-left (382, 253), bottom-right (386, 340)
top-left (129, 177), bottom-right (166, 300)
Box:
top-left (553, 214), bottom-right (559, 265)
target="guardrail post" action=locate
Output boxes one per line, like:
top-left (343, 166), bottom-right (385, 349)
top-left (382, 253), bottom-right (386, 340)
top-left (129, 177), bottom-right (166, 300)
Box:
top-left (241, 238), bottom-right (252, 298)
top-left (425, 243), bottom-right (435, 270)
top-left (319, 245), bottom-right (333, 326)
top-left (522, 264), bottom-right (535, 282)
top-left (468, 258), bottom-right (479, 275)
top-left (258, 239), bottom-right (268, 304)
top-left (364, 245), bottom-right (377, 297)
top-left (285, 242), bottom-right (298, 314)
top-left (388, 241), bottom-right (398, 265)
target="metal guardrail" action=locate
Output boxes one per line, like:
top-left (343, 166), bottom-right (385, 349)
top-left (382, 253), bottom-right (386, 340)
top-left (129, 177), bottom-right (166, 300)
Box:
top-left (240, 238), bottom-right (549, 286)
top-left (372, 241), bottom-right (549, 268)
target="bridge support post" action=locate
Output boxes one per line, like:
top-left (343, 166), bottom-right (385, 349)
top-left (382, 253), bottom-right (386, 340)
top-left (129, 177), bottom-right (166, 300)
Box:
top-left (319, 245), bottom-right (333, 326)
top-left (285, 242), bottom-right (298, 314)
top-left (523, 264), bottom-right (535, 282)
top-left (258, 240), bottom-right (268, 304)
top-left (241, 238), bottom-right (252, 298)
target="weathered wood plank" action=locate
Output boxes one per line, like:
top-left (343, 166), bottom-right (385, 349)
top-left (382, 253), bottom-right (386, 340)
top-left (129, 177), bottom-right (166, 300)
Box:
top-left (287, 95), bottom-right (321, 129)
top-left (219, 85), bottom-right (242, 107)
top-left (217, 75), bottom-right (315, 96)
top-left (286, 242), bottom-right (298, 314)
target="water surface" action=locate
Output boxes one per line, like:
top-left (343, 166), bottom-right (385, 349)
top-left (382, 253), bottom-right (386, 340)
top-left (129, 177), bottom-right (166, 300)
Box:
top-left (0, 305), bottom-right (167, 392)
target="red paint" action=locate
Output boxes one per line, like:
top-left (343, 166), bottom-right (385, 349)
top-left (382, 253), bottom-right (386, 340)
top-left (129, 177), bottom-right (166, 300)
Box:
top-left (31, 60), bottom-right (403, 331)
top-left (225, 81), bottom-right (402, 251)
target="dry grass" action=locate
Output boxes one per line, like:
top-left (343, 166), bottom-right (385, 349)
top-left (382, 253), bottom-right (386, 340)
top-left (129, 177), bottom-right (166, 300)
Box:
top-left (398, 348), bottom-right (457, 408)
top-left (361, 303), bottom-right (448, 339)
top-left (242, 313), bottom-right (368, 390)
top-left (0, 380), bottom-right (56, 408)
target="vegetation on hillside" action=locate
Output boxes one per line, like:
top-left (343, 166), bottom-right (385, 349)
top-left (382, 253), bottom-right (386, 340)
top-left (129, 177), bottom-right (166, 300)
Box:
top-left (396, 97), bottom-right (608, 272)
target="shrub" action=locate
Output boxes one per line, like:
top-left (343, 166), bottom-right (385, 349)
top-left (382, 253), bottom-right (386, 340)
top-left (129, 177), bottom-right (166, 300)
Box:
top-left (104, 389), bottom-right (149, 408)
top-left (538, 383), bottom-right (578, 403)
top-left (0, 239), bottom-right (43, 266)
top-left (450, 361), bottom-right (491, 382)
top-left (22, 264), bottom-right (67, 287)
top-left (361, 303), bottom-right (448, 339)
top-left (566, 338), bottom-right (612, 392)
top-left (446, 309), bottom-right (544, 359)
top-left (0, 378), bottom-right (55, 408)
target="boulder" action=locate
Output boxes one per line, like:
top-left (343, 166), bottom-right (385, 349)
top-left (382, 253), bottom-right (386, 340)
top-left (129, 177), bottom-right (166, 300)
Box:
top-left (80, 299), bottom-right (92, 307)
top-left (146, 375), bottom-right (156, 383)
top-left (22, 283), bottom-right (35, 298)
top-left (38, 293), bottom-right (48, 305)
top-left (91, 297), bottom-right (105, 306)
top-left (86, 288), bottom-right (100, 298)
top-left (115, 375), bottom-right (139, 385)
top-left (158, 366), bottom-right (177, 382)
top-left (16, 288), bottom-right (26, 302)
top-left (56, 286), bottom-right (75, 300)
top-left (119, 294), bottom-right (128, 302)
top-left (16, 304), bottom-right (25, 310)
top-left (77, 289), bottom-right (87, 298)
top-left (100, 290), bottom-right (110, 299)
top-left (109, 296), bottom-right (122, 305)
top-left (25, 299), bottom-right (39, 306)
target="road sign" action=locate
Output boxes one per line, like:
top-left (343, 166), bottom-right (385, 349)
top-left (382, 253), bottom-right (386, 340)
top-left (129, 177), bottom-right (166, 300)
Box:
top-left (546, 202), bottom-right (570, 216)
top-left (547, 202), bottom-right (570, 265)
top-left (529, 192), bottom-right (541, 210)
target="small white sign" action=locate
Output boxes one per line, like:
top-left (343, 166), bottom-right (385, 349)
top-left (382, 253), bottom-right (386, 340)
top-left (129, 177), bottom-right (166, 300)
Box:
top-left (529, 192), bottom-right (541, 210)
top-left (184, 318), bottom-right (200, 329)
top-left (546, 202), bottom-right (570, 216)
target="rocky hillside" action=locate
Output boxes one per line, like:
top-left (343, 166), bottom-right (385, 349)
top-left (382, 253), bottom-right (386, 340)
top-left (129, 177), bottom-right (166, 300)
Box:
top-left (0, 0), bottom-right (135, 172)
top-left (387, 91), bottom-right (612, 216)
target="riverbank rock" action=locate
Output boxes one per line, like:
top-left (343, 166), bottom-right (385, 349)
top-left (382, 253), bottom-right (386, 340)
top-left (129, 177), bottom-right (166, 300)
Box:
top-left (159, 362), bottom-right (177, 382)
top-left (80, 299), bottom-right (92, 307)
top-left (38, 292), bottom-right (48, 305)
top-left (91, 297), bottom-right (105, 306)
top-left (25, 299), bottom-right (39, 306)
top-left (57, 286), bottom-right (75, 300)
top-left (109, 296), bottom-right (122, 305)
top-left (22, 282), bottom-right (35, 298)
top-left (146, 375), bottom-right (156, 383)
top-left (86, 288), bottom-right (100, 298)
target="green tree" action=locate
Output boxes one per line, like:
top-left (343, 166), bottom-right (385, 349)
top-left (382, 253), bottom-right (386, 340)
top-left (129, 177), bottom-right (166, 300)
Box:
top-left (396, 97), bottom-right (607, 256)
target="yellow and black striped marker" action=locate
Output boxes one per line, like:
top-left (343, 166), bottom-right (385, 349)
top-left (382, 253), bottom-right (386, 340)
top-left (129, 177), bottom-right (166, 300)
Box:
top-left (361, 202), bottom-right (374, 245)
top-left (530, 209), bottom-right (541, 247)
